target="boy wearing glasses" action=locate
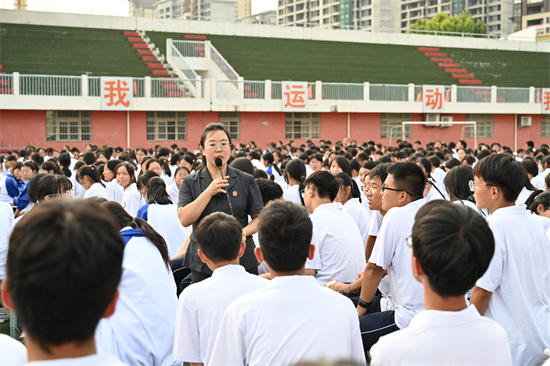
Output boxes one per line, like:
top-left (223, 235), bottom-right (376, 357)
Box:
top-left (356, 162), bottom-right (427, 355)
top-left (370, 201), bottom-right (512, 365)
top-left (469, 154), bottom-right (550, 366)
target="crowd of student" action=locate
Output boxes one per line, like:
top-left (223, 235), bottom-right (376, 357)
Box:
top-left (0, 128), bottom-right (549, 365)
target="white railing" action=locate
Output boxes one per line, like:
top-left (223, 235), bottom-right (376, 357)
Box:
top-left (152, 78), bottom-right (204, 98)
top-left (244, 81), bottom-right (265, 99)
top-left (209, 43), bottom-right (240, 82)
top-left (0, 74), bottom-right (13, 94)
top-left (19, 74), bottom-right (81, 96)
top-left (322, 83), bottom-right (363, 100)
top-left (168, 42), bottom-right (199, 87)
top-left (456, 86), bottom-right (492, 103)
top-left (271, 82), bottom-right (283, 99)
top-left (88, 76), bottom-right (100, 96)
top-left (172, 40), bottom-right (206, 58)
top-left (217, 80), bottom-right (241, 99)
top-left (370, 84), bottom-right (409, 101)
top-left (496, 87), bottom-right (530, 103)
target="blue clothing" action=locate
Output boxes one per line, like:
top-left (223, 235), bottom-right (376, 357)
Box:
top-left (119, 229), bottom-right (146, 247)
top-left (12, 181), bottom-right (29, 211)
top-left (5, 175), bottom-right (24, 200)
top-left (136, 203), bottom-right (149, 221)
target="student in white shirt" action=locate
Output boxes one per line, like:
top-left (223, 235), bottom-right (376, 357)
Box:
top-left (334, 172), bottom-right (371, 249)
top-left (174, 212), bottom-right (268, 365)
top-left (444, 165), bottom-right (488, 217)
top-left (3, 199), bottom-right (125, 365)
top-left (532, 155), bottom-right (550, 190)
top-left (97, 201), bottom-right (178, 366)
top-left (167, 166), bottom-right (189, 203)
top-left (77, 165), bottom-right (106, 199)
top-left (115, 163), bottom-right (142, 217)
top-left (103, 160), bottom-right (124, 204)
top-left (371, 200), bottom-right (512, 365)
top-left (357, 162), bottom-right (427, 354)
top-left (262, 152), bottom-right (283, 182)
top-left (470, 153), bottom-right (550, 366)
top-left (209, 200), bottom-right (366, 366)
top-left (302, 171), bottom-right (365, 285)
top-left (282, 158), bottom-right (307, 206)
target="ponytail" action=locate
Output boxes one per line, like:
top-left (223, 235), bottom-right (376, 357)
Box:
top-left (77, 165), bottom-right (106, 187)
top-left (147, 177), bottom-right (172, 205)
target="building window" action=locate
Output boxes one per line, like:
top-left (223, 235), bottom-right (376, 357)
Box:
top-left (542, 115), bottom-right (550, 138)
top-left (286, 113), bottom-right (320, 139)
top-left (219, 112), bottom-right (240, 141)
top-left (380, 113), bottom-right (411, 139)
top-left (466, 114), bottom-right (493, 138)
top-left (146, 112), bottom-right (187, 141)
top-left (46, 111), bottom-right (92, 142)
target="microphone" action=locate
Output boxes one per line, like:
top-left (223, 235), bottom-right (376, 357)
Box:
top-left (215, 157), bottom-right (234, 216)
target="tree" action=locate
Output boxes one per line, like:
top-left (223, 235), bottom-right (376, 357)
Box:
top-left (409, 11), bottom-right (487, 37)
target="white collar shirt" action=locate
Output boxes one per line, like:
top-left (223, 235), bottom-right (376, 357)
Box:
top-left (342, 198), bottom-right (371, 248)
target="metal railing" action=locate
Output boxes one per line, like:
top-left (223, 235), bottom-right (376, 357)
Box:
top-left (271, 82), bottom-right (282, 99)
top-left (168, 41), bottom-right (199, 88)
top-left (496, 87), bottom-right (530, 103)
top-left (209, 43), bottom-right (239, 82)
top-left (0, 74), bottom-right (13, 95)
top-left (88, 76), bottom-right (100, 96)
top-left (217, 80), bottom-right (241, 99)
top-left (172, 40), bottom-right (206, 58)
top-left (456, 86), bottom-right (492, 103)
top-left (243, 81), bottom-right (265, 99)
top-left (370, 84), bottom-right (409, 101)
top-left (322, 83), bottom-right (363, 100)
top-left (133, 78), bottom-right (146, 97)
top-left (19, 74), bottom-right (81, 96)
top-left (151, 78), bottom-right (203, 98)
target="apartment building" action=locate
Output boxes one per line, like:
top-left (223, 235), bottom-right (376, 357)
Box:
top-left (235, 0), bottom-right (252, 19)
top-left (511, 0), bottom-right (550, 32)
top-left (154, 0), bottom-right (235, 20)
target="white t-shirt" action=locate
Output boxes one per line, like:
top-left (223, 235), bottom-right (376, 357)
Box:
top-left (1, 334), bottom-right (27, 365)
top-left (368, 210), bottom-right (383, 237)
top-left (369, 199), bottom-right (426, 329)
top-left (342, 198), bottom-right (371, 249)
top-left (306, 203), bottom-right (366, 285)
top-left (84, 182), bottom-right (106, 199)
top-left (516, 186), bottom-right (534, 206)
top-left (103, 180), bottom-right (123, 204)
top-left (476, 205), bottom-right (550, 366)
top-left (0, 202), bottom-right (14, 278)
top-left (96, 233), bottom-right (178, 366)
top-left (146, 203), bottom-right (191, 258)
top-left (174, 265), bottom-right (268, 364)
top-left (121, 183), bottom-right (142, 217)
top-left (25, 353), bottom-right (125, 365)
top-left (532, 168), bottom-right (550, 190)
top-left (209, 275), bottom-right (366, 366)
top-left (370, 306), bottom-right (512, 365)
top-left (283, 185), bottom-right (302, 206)
top-left (166, 182), bottom-right (179, 203)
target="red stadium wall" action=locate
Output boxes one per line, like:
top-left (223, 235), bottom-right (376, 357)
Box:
top-left (0, 110), bottom-right (548, 151)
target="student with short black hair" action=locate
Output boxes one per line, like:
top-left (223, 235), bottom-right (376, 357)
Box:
top-left (174, 212), bottom-right (267, 366)
top-left (469, 153), bottom-right (550, 366)
top-left (370, 200), bottom-right (512, 365)
top-left (209, 200), bottom-right (365, 365)
top-left (262, 152), bottom-right (282, 182)
top-left (3, 199), bottom-right (124, 364)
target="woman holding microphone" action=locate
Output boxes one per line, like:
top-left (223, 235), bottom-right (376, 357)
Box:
top-left (177, 123), bottom-right (263, 283)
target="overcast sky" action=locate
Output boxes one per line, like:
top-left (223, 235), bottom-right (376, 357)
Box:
top-left (0, 0), bottom-right (277, 16)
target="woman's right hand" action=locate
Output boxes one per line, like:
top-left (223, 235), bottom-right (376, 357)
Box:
top-left (206, 176), bottom-right (229, 196)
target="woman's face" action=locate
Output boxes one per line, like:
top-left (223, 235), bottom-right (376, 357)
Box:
top-left (116, 166), bottom-right (132, 189)
top-left (97, 154), bottom-right (108, 163)
top-left (136, 150), bottom-right (146, 164)
top-left (141, 160), bottom-right (149, 173)
top-left (175, 169), bottom-right (188, 188)
top-left (201, 130), bottom-right (231, 167)
top-left (180, 159), bottom-right (193, 172)
top-left (21, 166), bottom-right (35, 181)
top-left (335, 185), bottom-right (349, 204)
top-left (104, 166), bottom-right (115, 182)
top-left (310, 158), bottom-right (322, 172)
top-left (148, 162), bottom-right (162, 176)
top-left (12, 168), bottom-right (21, 180)
top-left (330, 161), bottom-right (343, 175)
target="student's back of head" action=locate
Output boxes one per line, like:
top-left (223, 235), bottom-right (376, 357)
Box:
top-left (304, 170), bottom-right (339, 202)
top-left (473, 153), bottom-right (525, 202)
top-left (258, 200), bottom-right (313, 273)
top-left (194, 212), bottom-right (243, 263)
top-left (5, 199), bottom-right (123, 352)
top-left (255, 178), bottom-right (283, 206)
top-left (411, 200), bottom-right (494, 297)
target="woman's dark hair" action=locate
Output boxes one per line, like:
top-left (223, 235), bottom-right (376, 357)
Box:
top-left (180, 154), bottom-right (198, 170)
top-left (199, 123), bottom-right (232, 149)
top-left (157, 147), bottom-right (171, 158)
top-left (82, 152), bottom-right (96, 165)
top-left (138, 170), bottom-right (159, 192)
top-left (444, 165), bottom-right (475, 203)
top-left (330, 156), bottom-right (352, 176)
top-left (253, 169), bottom-right (268, 179)
top-left (527, 190), bottom-right (550, 214)
top-left (106, 159), bottom-right (121, 173)
top-left (35, 174), bottom-right (72, 202)
top-left (445, 158), bottom-right (461, 171)
top-left (31, 153), bottom-right (44, 167)
top-left (262, 152), bottom-right (282, 179)
top-left (158, 157), bottom-right (172, 177)
top-left (23, 160), bottom-right (39, 173)
top-left (27, 173), bottom-right (47, 204)
top-left (310, 153), bottom-right (323, 163)
top-left (57, 153), bottom-right (72, 177)
top-left (285, 159), bottom-right (307, 206)
top-left (147, 177), bottom-right (172, 205)
top-left (77, 165), bottom-right (105, 188)
top-left (41, 161), bottom-right (62, 175)
top-left (101, 201), bottom-right (170, 269)
top-left (114, 163), bottom-right (136, 185)
top-left (174, 166), bottom-right (190, 177)
top-left (230, 157), bottom-right (254, 176)
top-left (334, 172), bottom-right (361, 203)
top-left (170, 153), bottom-right (180, 167)
top-left (136, 147), bottom-right (147, 156)
top-left (145, 158), bottom-right (162, 173)
top-left (417, 158), bottom-right (433, 179)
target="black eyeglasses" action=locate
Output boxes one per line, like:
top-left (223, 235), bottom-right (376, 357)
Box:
top-left (382, 184), bottom-right (412, 196)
